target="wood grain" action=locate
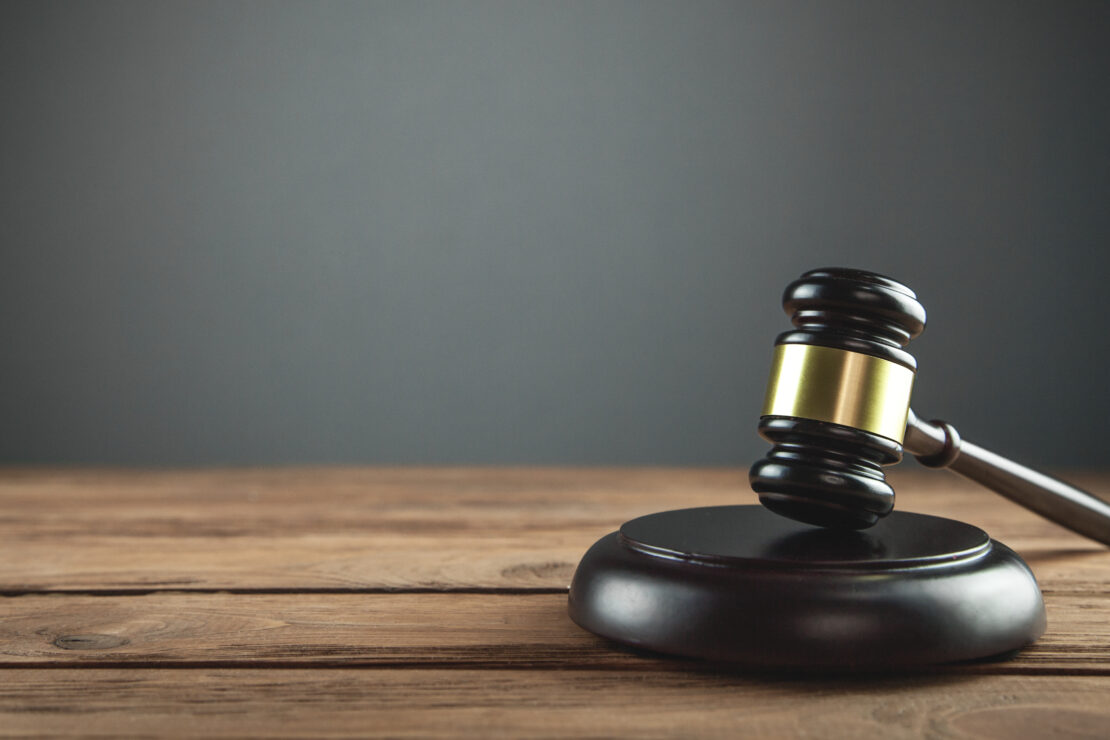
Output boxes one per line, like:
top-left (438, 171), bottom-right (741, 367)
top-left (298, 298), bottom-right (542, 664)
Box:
top-left (0, 592), bottom-right (1107, 673)
top-left (2, 669), bottom-right (1110, 739)
top-left (1, 467), bottom-right (1109, 738)
top-left (1, 468), bottom-right (1107, 592)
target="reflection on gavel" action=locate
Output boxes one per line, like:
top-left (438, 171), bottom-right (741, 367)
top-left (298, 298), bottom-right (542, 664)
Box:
top-left (749, 267), bottom-right (1110, 545)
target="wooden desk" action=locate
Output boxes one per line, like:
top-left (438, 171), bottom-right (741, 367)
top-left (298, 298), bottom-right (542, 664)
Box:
top-left (1, 468), bottom-right (1108, 737)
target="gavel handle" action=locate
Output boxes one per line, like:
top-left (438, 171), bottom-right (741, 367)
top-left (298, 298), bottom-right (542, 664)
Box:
top-left (903, 410), bottom-right (1110, 546)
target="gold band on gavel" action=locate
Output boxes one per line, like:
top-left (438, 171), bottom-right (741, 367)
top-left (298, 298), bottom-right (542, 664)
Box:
top-left (760, 344), bottom-right (915, 443)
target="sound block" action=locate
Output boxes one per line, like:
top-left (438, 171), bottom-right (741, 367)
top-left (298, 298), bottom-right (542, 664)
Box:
top-left (568, 506), bottom-right (1045, 669)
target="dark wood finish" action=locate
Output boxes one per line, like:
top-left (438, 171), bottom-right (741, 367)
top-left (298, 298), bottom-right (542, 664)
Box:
top-left (775, 267), bottom-right (926, 369)
top-left (750, 268), bottom-right (1110, 544)
top-left (1, 468), bottom-right (1109, 736)
top-left (569, 506), bottom-right (1045, 667)
top-left (906, 410), bottom-right (1110, 546)
top-left (751, 268), bottom-right (927, 528)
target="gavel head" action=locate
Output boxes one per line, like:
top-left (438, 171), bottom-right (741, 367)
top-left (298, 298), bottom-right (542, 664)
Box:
top-left (749, 268), bottom-right (927, 529)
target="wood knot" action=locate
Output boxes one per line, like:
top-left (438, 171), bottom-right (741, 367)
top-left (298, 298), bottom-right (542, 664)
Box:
top-left (53, 634), bottom-right (130, 651)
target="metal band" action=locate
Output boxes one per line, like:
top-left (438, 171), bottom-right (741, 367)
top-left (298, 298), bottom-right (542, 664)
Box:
top-left (760, 344), bottom-right (915, 443)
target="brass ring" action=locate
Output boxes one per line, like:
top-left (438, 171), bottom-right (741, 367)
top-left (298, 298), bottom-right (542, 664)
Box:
top-left (760, 343), bottom-right (915, 443)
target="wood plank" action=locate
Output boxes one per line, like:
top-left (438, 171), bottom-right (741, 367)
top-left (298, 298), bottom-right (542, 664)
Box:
top-left (0, 467), bottom-right (747, 538)
top-left (2, 669), bottom-right (1109, 738)
top-left (1, 592), bottom-right (1107, 673)
top-left (4, 467), bottom-right (1107, 537)
top-left (1, 469), bottom-right (1107, 737)
top-left (2, 468), bottom-right (1108, 591)
top-left (3, 530), bottom-right (1105, 594)
top-left (0, 467), bottom-right (731, 592)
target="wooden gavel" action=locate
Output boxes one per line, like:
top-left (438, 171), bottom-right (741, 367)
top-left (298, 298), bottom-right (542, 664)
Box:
top-left (749, 267), bottom-right (1110, 544)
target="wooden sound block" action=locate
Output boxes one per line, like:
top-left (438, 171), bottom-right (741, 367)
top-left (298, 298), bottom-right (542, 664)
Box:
top-left (568, 505), bottom-right (1045, 669)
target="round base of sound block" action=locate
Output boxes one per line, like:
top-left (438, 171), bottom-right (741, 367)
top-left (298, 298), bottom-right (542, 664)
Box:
top-left (568, 505), bottom-right (1045, 669)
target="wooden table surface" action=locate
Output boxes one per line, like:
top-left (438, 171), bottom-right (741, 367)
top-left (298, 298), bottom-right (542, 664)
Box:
top-left (1, 467), bottom-right (1109, 738)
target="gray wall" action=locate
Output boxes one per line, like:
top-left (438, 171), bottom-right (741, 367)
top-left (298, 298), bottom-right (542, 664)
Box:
top-left (2, 1), bottom-right (1108, 467)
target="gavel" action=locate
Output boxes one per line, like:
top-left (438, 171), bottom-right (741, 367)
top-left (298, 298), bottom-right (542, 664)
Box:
top-left (750, 267), bottom-right (1110, 544)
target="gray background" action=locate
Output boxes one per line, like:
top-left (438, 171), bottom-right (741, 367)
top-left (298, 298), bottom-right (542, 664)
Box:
top-left (2, 1), bottom-right (1108, 467)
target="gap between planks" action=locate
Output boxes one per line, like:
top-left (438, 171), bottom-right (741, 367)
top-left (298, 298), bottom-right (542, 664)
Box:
top-left (1, 585), bottom-right (1104, 597)
top-left (0, 587), bottom-right (571, 597)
